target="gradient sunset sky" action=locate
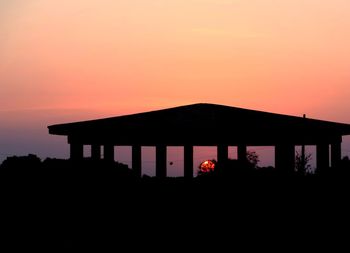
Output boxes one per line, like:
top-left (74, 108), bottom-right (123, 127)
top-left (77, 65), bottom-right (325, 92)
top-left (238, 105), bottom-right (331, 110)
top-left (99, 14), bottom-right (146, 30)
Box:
top-left (1, 0), bottom-right (350, 173)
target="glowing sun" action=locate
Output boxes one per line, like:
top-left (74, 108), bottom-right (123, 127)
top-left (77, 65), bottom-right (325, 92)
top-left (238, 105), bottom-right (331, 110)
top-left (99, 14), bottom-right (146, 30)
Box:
top-left (199, 160), bottom-right (216, 174)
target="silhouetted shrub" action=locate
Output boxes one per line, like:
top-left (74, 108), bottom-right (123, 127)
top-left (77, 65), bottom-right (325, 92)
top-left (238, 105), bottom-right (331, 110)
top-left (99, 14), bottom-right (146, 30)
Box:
top-left (246, 150), bottom-right (259, 169)
top-left (295, 151), bottom-right (312, 175)
top-left (214, 159), bottom-right (256, 177)
top-left (0, 154), bottom-right (42, 170)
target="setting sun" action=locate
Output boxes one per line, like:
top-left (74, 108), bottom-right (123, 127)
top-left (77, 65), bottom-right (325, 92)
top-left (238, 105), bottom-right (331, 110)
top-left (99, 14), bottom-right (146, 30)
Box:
top-left (199, 160), bottom-right (216, 175)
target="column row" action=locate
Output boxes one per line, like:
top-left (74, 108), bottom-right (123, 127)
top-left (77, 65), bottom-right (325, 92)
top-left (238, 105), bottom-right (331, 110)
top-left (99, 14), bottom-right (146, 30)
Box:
top-left (69, 144), bottom-right (248, 178)
top-left (69, 142), bottom-right (342, 176)
top-left (275, 142), bottom-right (342, 172)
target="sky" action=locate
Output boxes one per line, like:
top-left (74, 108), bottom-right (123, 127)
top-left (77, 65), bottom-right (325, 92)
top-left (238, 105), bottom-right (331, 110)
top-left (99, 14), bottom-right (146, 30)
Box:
top-left (1, 0), bottom-right (350, 175)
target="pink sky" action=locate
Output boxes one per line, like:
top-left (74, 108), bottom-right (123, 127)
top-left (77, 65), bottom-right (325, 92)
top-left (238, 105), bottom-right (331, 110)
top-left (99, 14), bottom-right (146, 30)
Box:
top-left (1, 1), bottom-right (350, 173)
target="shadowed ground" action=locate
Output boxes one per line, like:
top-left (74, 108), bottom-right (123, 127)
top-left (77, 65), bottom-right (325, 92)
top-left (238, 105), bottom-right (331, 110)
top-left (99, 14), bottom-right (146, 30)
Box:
top-left (1, 156), bottom-right (349, 250)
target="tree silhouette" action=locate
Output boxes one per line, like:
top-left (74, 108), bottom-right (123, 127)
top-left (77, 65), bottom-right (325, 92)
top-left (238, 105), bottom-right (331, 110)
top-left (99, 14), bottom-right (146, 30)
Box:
top-left (295, 150), bottom-right (312, 174)
top-left (246, 150), bottom-right (259, 169)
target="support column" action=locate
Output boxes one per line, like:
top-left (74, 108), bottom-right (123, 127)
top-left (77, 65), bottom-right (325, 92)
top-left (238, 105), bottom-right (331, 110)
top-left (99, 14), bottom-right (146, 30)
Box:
top-left (217, 145), bottom-right (228, 163)
top-left (132, 145), bottom-right (142, 177)
top-left (184, 145), bottom-right (193, 178)
top-left (316, 143), bottom-right (329, 171)
top-left (70, 143), bottom-right (83, 161)
top-left (91, 145), bottom-right (101, 160)
top-left (275, 144), bottom-right (295, 172)
top-left (104, 144), bottom-right (114, 162)
top-left (331, 141), bottom-right (342, 168)
top-left (238, 145), bottom-right (247, 162)
top-left (156, 145), bottom-right (167, 178)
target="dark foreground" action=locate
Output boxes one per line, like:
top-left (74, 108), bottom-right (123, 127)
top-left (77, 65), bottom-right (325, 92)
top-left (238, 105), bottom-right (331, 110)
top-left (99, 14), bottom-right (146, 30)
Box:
top-left (1, 158), bottom-right (350, 250)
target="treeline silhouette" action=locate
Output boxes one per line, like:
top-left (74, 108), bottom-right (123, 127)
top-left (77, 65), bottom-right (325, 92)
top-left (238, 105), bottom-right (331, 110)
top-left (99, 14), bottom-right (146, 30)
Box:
top-left (1, 153), bottom-right (350, 201)
top-left (1, 154), bottom-right (349, 250)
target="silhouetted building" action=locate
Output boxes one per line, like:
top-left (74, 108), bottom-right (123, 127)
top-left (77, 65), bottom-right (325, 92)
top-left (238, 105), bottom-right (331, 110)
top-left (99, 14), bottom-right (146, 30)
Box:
top-left (48, 103), bottom-right (350, 177)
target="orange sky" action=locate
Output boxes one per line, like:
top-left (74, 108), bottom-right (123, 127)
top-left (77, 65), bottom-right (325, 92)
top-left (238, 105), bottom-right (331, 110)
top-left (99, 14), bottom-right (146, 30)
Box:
top-left (1, 0), bottom-right (350, 167)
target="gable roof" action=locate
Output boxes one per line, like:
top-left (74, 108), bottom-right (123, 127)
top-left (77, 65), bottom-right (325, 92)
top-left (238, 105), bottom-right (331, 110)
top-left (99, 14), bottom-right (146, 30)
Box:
top-left (48, 103), bottom-right (350, 146)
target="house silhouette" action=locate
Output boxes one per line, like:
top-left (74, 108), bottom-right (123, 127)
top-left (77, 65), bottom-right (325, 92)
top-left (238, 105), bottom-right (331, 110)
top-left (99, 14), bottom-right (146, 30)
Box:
top-left (48, 103), bottom-right (350, 177)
